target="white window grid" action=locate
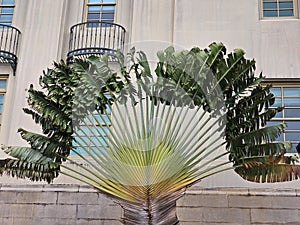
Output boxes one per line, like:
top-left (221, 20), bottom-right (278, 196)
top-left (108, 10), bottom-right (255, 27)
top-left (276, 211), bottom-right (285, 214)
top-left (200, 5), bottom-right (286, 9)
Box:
top-left (267, 83), bottom-right (300, 153)
top-left (72, 94), bottom-right (112, 157)
top-left (260, 0), bottom-right (299, 19)
top-left (85, 0), bottom-right (116, 24)
top-left (0, 0), bottom-right (15, 26)
top-left (72, 115), bottom-right (111, 156)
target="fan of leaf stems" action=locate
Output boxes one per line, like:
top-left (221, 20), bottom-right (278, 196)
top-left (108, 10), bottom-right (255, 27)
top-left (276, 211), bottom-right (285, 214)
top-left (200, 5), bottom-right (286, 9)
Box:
top-left (1, 43), bottom-right (300, 224)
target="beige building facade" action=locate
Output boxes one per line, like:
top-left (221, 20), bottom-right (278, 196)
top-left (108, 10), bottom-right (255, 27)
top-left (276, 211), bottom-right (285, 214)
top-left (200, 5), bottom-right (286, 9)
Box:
top-left (0, 0), bottom-right (300, 188)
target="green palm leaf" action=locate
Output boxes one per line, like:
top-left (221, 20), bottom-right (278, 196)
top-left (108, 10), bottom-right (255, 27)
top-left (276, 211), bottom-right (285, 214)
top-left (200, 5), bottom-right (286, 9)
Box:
top-left (236, 153), bottom-right (300, 182)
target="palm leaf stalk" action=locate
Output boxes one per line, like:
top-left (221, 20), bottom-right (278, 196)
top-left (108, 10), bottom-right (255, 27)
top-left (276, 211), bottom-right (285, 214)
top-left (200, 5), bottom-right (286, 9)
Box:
top-left (1, 43), bottom-right (299, 224)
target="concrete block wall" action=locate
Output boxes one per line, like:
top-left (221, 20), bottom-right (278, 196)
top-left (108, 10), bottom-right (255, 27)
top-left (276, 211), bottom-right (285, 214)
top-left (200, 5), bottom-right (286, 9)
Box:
top-left (177, 187), bottom-right (300, 225)
top-left (0, 184), bottom-right (300, 225)
top-left (0, 184), bottom-right (122, 225)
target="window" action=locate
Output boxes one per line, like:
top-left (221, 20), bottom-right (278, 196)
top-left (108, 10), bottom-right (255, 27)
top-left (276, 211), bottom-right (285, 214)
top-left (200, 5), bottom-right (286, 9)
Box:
top-left (0, 0), bottom-right (15, 26)
top-left (72, 96), bottom-right (111, 156)
top-left (266, 84), bottom-right (300, 153)
top-left (0, 75), bottom-right (8, 126)
top-left (86, 0), bottom-right (116, 24)
top-left (72, 110), bottom-right (111, 156)
top-left (261, 0), bottom-right (298, 18)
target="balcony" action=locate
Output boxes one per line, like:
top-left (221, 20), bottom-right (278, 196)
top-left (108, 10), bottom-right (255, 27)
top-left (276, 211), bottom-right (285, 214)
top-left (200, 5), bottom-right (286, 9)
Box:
top-left (67, 22), bottom-right (126, 63)
top-left (0, 24), bottom-right (21, 75)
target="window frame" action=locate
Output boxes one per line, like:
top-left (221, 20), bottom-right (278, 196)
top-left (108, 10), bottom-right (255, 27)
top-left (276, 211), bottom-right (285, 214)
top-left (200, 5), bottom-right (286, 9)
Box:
top-left (0, 0), bottom-right (15, 26)
top-left (263, 80), bottom-right (300, 153)
top-left (259, 0), bottom-right (299, 19)
top-left (84, 0), bottom-right (117, 25)
top-left (0, 74), bottom-right (8, 126)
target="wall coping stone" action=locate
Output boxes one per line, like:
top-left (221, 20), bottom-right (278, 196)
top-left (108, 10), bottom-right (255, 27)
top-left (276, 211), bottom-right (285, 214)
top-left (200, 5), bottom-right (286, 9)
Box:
top-left (0, 184), bottom-right (299, 197)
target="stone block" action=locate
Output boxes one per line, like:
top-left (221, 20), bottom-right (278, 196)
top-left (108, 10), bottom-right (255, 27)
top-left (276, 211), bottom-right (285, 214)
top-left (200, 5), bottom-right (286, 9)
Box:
top-left (271, 196), bottom-right (300, 209)
top-left (0, 217), bottom-right (13, 225)
top-left (186, 223), bottom-right (246, 225)
top-left (77, 204), bottom-right (122, 220)
top-left (30, 218), bottom-right (77, 225)
top-left (180, 222), bottom-right (202, 225)
top-left (177, 207), bottom-right (203, 221)
top-left (57, 192), bottom-right (99, 205)
top-left (16, 192), bottom-right (57, 204)
top-left (0, 204), bottom-right (33, 218)
top-left (251, 209), bottom-right (299, 224)
top-left (0, 204), bottom-right (11, 217)
top-left (252, 223), bottom-right (300, 225)
top-left (12, 218), bottom-right (33, 225)
top-left (202, 207), bottom-right (250, 223)
top-left (0, 192), bottom-right (18, 203)
top-left (9, 204), bottom-right (33, 218)
top-left (76, 219), bottom-right (122, 225)
top-left (32, 204), bottom-right (76, 219)
top-left (228, 195), bottom-right (273, 208)
top-left (178, 193), bottom-right (228, 207)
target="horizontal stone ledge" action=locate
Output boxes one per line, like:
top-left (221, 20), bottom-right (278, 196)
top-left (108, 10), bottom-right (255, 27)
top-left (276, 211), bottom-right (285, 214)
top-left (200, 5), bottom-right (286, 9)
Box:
top-left (186, 186), bottom-right (298, 197)
top-left (0, 184), bottom-right (83, 193)
top-left (0, 184), bottom-right (299, 197)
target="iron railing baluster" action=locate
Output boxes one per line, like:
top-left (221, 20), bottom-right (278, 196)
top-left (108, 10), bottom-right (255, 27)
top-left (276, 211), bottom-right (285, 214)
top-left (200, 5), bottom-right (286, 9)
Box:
top-left (67, 22), bottom-right (125, 63)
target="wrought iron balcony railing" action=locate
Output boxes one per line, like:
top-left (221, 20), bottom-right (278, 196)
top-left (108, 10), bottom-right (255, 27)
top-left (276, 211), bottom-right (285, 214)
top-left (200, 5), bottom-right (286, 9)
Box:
top-left (67, 22), bottom-right (126, 63)
top-left (0, 24), bottom-right (21, 75)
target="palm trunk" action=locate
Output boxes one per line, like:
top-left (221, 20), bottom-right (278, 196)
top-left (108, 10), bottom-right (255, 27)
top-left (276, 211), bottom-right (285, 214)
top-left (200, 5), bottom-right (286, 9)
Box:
top-left (116, 188), bottom-right (185, 225)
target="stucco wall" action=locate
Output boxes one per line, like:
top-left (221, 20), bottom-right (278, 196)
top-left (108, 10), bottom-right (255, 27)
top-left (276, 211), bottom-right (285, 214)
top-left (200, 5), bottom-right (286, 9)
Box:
top-left (0, 184), bottom-right (299, 225)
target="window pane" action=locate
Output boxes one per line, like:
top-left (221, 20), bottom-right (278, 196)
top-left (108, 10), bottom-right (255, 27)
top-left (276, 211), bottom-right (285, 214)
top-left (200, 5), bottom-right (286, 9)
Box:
top-left (279, 9), bottom-right (294, 16)
top-left (284, 108), bottom-right (300, 118)
top-left (284, 88), bottom-right (300, 96)
top-left (0, 14), bottom-right (12, 21)
top-left (263, 2), bottom-right (277, 9)
top-left (1, 7), bottom-right (14, 14)
top-left (0, 80), bottom-right (6, 88)
top-left (264, 10), bottom-right (278, 17)
top-left (95, 114), bottom-right (110, 123)
top-left (91, 136), bottom-right (107, 146)
top-left (103, 0), bottom-right (115, 3)
top-left (285, 121), bottom-right (300, 130)
top-left (87, 13), bottom-right (100, 21)
top-left (266, 121), bottom-right (278, 126)
top-left (279, 2), bottom-right (293, 9)
top-left (102, 6), bottom-right (114, 11)
top-left (273, 98), bottom-right (282, 107)
top-left (93, 126), bottom-right (109, 136)
top-left (284, 98), bottom-right (300, 107)
top-left (102, 13), bottom-right (114, 20)
top-left (0, 95), bottom-right (4, 103)
top-left (276, 133), bottom-right (284, 141)
top-left (286, 132), bottom-right (300, 141)
top-left (270, 87), bottom-right (282, 97)
top-left (2, 0), bottom-right (14, 4)
top-left (267, 120), bottom-right (284, 129)
top-left (290, 143), bottom-right (299, 153)
top-left (88, 0), bottom-right (101, 3)
top-left (274, 110), bottom-right (283, 118)
top-left (88, 6), bottom-right (101, 13)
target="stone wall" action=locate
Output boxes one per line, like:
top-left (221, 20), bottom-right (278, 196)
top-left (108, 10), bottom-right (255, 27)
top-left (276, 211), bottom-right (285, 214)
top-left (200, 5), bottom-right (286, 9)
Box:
top-left (0, 184), bottom-right (299, 225)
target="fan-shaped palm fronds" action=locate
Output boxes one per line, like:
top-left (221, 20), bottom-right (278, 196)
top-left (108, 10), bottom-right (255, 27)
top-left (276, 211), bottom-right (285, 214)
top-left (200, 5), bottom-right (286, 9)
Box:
top-left (1, 43), bottom-right (299, 224)
top-left (58, 52), bottom-right (230, 223)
